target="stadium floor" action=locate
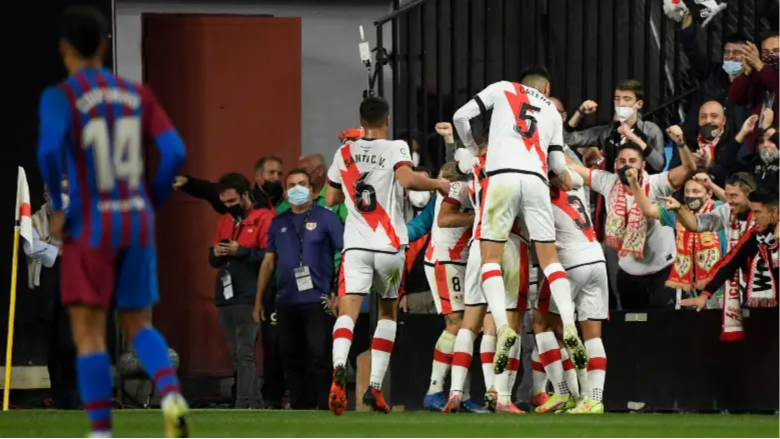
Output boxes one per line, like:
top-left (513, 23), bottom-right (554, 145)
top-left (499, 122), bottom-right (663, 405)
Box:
top-left (0, 410), bottom-right (777, 437)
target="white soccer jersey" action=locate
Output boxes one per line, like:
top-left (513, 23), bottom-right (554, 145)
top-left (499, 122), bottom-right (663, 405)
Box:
top-left (426, 182), bottom-right (473, 264)
top-left (550, 179), bottom-right (605, 269)
top-left (453, 80), bottom-right (564, 180)
top-left (327, 138), bottom-right (414, 252)
top-left (468, 155), bottom-right (487, 239)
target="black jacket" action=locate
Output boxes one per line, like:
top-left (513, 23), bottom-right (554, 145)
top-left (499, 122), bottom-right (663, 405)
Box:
top-left (180, 175), bottom-right (278, 214)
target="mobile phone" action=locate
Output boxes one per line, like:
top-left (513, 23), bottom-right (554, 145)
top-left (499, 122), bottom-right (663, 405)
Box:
top-left (219, 238), bottom-right (230, 244)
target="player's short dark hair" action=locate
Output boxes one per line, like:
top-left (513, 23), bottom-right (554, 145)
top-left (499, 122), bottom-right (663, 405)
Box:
top-left (286, 168), bottom-right (311, 185)
top-left (61, 6), bottom-right (108, 59)
top-left (218, 172), bottom-right (252, 196)
top-left (748, 186), bottom-right (779, 207)
top-left (519, 65), bottom-right (551, 85)
top-left (618, 142), bottom-right (645, 160)
top-left (254, 155), bottom-right (283, 173)
top-left (725, 32), bottom-right (751, 46)
top-left (615, 79), bottom-right (644, 102)
top-left (359, 97), bottom-right (390, 128)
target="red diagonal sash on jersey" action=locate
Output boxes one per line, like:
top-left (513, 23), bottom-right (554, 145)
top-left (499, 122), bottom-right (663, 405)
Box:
top-left (339, 144), bottom-right (401, 250)
top-left (448, 229), bottom-right (473, 260)
top-left (551, 190), bottom-right (597, 242)
top-left (504, 83), bottom-right (548, 173)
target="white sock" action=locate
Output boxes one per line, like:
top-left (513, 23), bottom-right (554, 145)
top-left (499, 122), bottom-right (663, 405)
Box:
top-left (463, 370), bottom-right (472, 401)
top-left (543, 263), bottom-right (575, 327)
top-left (369, 319), bottom-right (396, 389)
top-left (560, 347), bottom-right (580, 400)
top-left (507, 340), bottom-right (521, 395)
top-left (536, 331), bottom-right (568, 395)
top-left (450, 329), bottom-right (477, 396)
top-left (480, 335), bottom-right (496, 390)
top-left (428, 331), bottom-right (456, 395)
top-left (531, 346), bottom-right (548, 396)
top-left (496, 339), bottom-right (521, 405)
top-left (332, 315), bottom-right (355, 368)
top-left (481, 263), bottom-right (508, 329)
top-left (585, 338), bottom-right (607, 402)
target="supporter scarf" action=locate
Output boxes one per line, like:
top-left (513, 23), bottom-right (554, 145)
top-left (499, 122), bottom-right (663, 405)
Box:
top-left (605, 170), bottom-right (649, 259)
top-left (718, 212), bottom-right (755, 341)
top-left (746, 230), bottom-right (778, 308)
top-left (697, 129), bottom-right (722, 163)
top-left (667, 198), bottom-right (721, 291)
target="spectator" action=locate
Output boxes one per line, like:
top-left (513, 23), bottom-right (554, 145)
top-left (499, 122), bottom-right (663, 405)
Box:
top-left (174, 155), bottom-right (284, 212)
top-left (629, 172), bottom-right (729, 309)
top-left (567, 126), bottom-right (696, 310)
top-left (738, 110), bottom-right (778, 189)
top-left (560, 97), bottom-right (599, 133)
top-left (209, 173), bottom-right (274, 409)
top-left (23, 180), bottom-right (78, 409)
top-left (729, 33), bottom-right (780, 140)
top-left (276, 154), bottom-right (348, 222)
top-left (679, 11), bottom-right (752, 144)
top-left (435, 122), bottom-right (458, 162)
top-left (253, 169), bottom-right (343, 409)
top-left (564, 80), bottom-right (667, 174)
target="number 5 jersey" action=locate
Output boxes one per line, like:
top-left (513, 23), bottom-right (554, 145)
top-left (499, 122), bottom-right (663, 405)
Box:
top-left (327, 138), bottom-right (414, 253)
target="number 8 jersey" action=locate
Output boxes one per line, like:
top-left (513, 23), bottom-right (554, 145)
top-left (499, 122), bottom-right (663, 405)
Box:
top-left (327, 138), bottom-right (414, 253)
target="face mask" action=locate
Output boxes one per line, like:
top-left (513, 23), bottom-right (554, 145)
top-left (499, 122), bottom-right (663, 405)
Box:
top-left (762, 53), bottom-right (779, 71)
top-left (61, 194), bottom-right (70, 212)
top-left (615, 105), bottom-right (636, 123)
top-left (699, 123), bottom-right (721, 141)
top-left (722, 60), bottom-right (743, 76)
top-left (684, 196), bottom-right (704, 211)
top-left (227, 202), bottom-right (246, 220)
top-left (408, 191), bottom-right (432, 208)
top-left (262, 180), bottom-right (283, 203)
top-left (287, 186), bottom-right (311, 206)
top-left (759, 146), bottom-right (780, 164)
top-left (617, 165), bottom-right (632, 186)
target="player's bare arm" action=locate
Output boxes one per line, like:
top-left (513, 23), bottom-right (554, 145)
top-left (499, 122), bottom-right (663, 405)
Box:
top-left (325, 184), bottom-right (345, 207)
top-left (437, 201), bottom-right (475, 228)
top-left (665, 125), bottom-right (698, 188)
top-left (626, 168), bottom-right (662, 221)
top-left (396, 165), bottom-right (450, 194)
top-left (253, 252), bottom-right (277, 322)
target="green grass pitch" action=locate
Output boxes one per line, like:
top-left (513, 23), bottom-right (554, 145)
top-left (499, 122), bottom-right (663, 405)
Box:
top-left (0, 410), bottom-right (777, 437)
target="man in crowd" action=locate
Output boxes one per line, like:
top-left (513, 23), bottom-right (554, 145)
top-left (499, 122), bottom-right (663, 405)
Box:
top-left (253, 169), bottom-right (343, 410)
top-left (564, 80), bottom-right (667, 174)
top-left (175, 155), bottom-right (284, 211)
top-left (748, 124), bottom-right (779, 188)
top-left (730, 33), bottom-right (779, 130)
top-left (325, 96), bottom-right (449, 415)
top-left (23, 180), bottom-right (78, 409)
top-left (566, 125), bottom-right (697, 309)
top-left (209, 173), bottom-right (273, 409)
top-left (276, 154), bottom-right (348, 222)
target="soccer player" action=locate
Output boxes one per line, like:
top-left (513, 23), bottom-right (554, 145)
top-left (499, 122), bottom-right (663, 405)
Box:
top-left (453, 66), bottom-right (587, 375)
top-left (37, 7), bottom-right (189, 438)
top-left (423, 170), bottom-right (489, 412)
top-left (325, 96), bottom-right (450, 415)
top-left (532, 169), bottom-right (608, 414)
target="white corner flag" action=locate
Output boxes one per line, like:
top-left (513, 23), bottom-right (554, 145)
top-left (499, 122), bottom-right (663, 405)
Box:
top-left (15, 166), bottom-right (33, 246)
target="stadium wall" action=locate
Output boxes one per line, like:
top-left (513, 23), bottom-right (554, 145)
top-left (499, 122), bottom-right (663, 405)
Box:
top-left (115, 0), bottom-right (395, 161)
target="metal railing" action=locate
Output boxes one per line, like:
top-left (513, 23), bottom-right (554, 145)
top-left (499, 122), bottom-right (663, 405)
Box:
top-left (372, 0), bottom-right (774, 169)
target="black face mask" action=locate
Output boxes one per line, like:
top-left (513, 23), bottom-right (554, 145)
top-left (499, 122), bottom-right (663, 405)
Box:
top-left (684, 196), bottom-right (704, 211)
top-left (699, 123), bottom-right (720, 141)
top-left (227, 203), bottom-right (246, 220)
top-left (261, 180), bottom-right (283, 204)
top-left (617, 165), bottom-right (632, 186)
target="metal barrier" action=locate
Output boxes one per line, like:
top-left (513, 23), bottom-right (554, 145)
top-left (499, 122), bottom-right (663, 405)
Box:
top-left (373, 0), bottom-right (774, 170)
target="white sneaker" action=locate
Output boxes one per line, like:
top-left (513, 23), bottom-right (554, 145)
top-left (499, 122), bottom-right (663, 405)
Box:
top-left (493, 325), bottom-right (517, 375)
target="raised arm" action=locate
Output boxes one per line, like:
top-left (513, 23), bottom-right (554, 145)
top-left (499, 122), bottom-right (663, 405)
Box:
top-left (627, 168), bottom-right (661, 220)
top-left (665, 125), bottom-right (697, 188)
top-left (453, 83), bottom-right (500, 154)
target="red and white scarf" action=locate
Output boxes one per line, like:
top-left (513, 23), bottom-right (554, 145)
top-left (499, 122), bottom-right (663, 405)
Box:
top-left (718, 212), bottom-right (755, 342)
top-left (605, 170), bottom-right (650, 259)
top-left (666, 198), bottom-right (722, 291)
top-left (697, 130), bottom-right (723, 163)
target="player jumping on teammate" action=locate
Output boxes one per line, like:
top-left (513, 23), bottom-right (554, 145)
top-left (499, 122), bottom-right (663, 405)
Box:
top-left (325, 97), bottom-right (450, 415)
top-left (38, 7), bottom-right (189, 437)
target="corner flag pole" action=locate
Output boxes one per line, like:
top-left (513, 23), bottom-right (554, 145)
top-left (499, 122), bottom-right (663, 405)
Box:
top-left (4, 167), bottom-right (32, 411)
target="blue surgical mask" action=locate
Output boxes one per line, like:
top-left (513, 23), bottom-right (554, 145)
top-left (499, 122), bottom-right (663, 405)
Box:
top-left (287, 186), bottom-right (311, 206)
top-left (722, 60), bottom-right (743, 76)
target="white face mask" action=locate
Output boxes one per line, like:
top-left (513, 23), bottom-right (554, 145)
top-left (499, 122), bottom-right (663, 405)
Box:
top-left (614, 105), bottom-right (636, 123)
top-left (408, 190), bottom-right (432, 208)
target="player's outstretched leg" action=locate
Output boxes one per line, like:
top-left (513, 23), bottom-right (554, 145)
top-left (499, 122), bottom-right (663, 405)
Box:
top-left (330, 310), bottom-right (356, 416)
top-left (363, 318), bottom-right (396, 414)
top-left (121, 311), bottom-right (189, 438)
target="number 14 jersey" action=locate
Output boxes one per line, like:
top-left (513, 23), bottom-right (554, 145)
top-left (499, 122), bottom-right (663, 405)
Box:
top-left (327, 138), bottom-right (414, 253)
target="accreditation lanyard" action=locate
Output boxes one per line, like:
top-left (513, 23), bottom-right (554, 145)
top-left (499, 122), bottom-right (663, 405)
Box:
top-left (289, 207), bottom-right (313, 267)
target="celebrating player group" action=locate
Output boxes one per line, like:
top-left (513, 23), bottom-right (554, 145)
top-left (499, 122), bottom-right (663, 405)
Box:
top-left (327, 66), bottom-right (608, 416)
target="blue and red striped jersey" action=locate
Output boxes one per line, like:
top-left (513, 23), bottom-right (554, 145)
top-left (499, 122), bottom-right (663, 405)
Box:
top-left (38, 67), bottom-right (186, 249)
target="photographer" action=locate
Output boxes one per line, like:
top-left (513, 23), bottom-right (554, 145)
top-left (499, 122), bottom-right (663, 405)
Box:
top-left (210, 173), bottom-right (274, 409)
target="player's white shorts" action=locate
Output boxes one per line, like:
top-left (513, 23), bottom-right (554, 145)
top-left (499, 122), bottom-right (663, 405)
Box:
top-left (533, 261), bottom-right (608, 321)
top-left (480, 172), bottom-right (555, 243)
top-left (424, 262), bottom-right (466, 315)
top-left (338, 250), bottom-right (405, 299)
top-left (464, 234), bottom-right (532, 311)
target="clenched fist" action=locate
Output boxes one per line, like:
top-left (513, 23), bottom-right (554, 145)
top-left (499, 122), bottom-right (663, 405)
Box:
top-left (666, 125), bottom-right (685, 145)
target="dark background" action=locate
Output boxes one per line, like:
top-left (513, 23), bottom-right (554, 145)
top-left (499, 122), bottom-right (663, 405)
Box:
top-left (1, 1), bottom-right (114, 365)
